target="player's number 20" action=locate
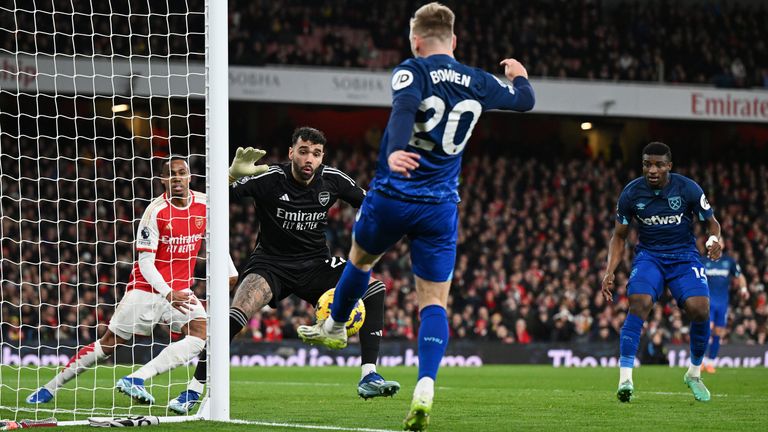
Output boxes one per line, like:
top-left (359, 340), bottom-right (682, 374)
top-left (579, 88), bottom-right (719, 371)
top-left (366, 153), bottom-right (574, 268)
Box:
top-left (409, 96), bottom-right (482, 155)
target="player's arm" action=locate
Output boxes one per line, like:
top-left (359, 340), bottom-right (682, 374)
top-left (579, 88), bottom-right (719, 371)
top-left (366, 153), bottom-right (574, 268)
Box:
top-left (229, 149), bottom-right (275, 204)
top-left (601, 222), bottom-right (630, 302)
top-left (734, 273), bottom-right (750, 300)
top-left (385, 65), bottom-right (424, 177)
top-left (331, 168), bottom-right (366, 208)
top-left (602, 190), bottom-right (634, 302)
top-left (137, 252), bottom-right (197, 313)
top-left (704, 215), bottom-right (722, 260)
top-left (730, 261), bottom-right (749, 300)
top-left (228, 147), bottom-right (268, 184)
top-left (135, 211), bottom-right (196, 312)
top-left (483, 59), bottom-right (535, 112)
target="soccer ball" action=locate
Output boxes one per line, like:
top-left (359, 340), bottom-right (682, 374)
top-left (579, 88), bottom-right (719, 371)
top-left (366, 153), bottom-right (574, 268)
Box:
top-left (315, 288), bottom-right (366, 337)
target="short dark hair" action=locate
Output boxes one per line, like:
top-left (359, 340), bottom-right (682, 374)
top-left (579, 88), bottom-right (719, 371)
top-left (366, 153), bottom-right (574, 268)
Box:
top-left (161, 154), bottom-right (189, 176)
top-left (291, 127), bottom-right (326, 147)
top-left (642, 141), bottom-right (671, 161)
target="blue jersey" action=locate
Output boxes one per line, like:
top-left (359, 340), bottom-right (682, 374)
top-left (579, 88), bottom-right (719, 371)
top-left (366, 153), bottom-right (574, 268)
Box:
top-left (616, 173), bottom-right (714, 255)
top-left (703, 254), bottom-right (741, 304)
top-left (370, 54), bottom-right (535, 203)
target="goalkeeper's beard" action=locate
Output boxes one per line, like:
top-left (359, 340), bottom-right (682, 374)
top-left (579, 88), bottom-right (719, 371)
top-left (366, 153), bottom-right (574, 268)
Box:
top-left (292, 161), bottom-right (317, 182)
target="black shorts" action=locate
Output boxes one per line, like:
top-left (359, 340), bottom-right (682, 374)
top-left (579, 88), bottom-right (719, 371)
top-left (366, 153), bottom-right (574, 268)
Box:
top-left (241, 254), bottom-right (347, 308)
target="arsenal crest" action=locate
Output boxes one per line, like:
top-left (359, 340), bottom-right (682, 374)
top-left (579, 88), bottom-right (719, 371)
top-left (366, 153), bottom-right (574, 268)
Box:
top-left (318, 191), bottom-right (330, 206)
top-left (667, 196), bottom-right (681, 210)
top-left (195, 216), bottom-right (204, 229)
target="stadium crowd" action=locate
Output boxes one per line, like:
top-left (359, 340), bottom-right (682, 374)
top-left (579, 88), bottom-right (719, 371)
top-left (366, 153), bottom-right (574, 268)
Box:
top-left (5, 136), bottom-right (765, 349)
top-left (229, 0), bottom-right (768, 88)
top-left (3, 0), bottom-right (766, 88)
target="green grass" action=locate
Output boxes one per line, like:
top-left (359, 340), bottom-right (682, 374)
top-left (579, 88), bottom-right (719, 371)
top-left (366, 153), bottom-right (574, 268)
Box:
top-left (2, 365), bottom-right (767, 431)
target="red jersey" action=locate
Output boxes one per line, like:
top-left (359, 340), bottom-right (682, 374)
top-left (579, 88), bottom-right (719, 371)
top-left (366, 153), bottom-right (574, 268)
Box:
top-left (127, 190), bottom-right (206, 293)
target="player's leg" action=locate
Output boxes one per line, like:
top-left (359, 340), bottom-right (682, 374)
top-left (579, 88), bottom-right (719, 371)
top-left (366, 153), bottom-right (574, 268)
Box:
top-left (617, 252), bottom-right (663, 402)
top-left (172, 272), bottom-right (274, 412)
top-left (404, 277), bottom-right (450, 432)
top-left (403, 200), bottom-right (457, 431)
top-left (29, 290), bottom-right (150, 404)
top-left (26, 328), bottom-right (127, 403)
top-left (704, 302), bottom-right (727, 373)
top-left (669, 259), bottom-right (711, 401)
top-left (681, 296), bottom-right (712, 401)
top-left (296, 242), bottom-right (385, 348)
top-left (298, 191), bottom-right (403, 348)
top-left (357, 278), bottom-right (401, 399)
top-left (115, 291), bottom-right (205, 404)
top-left (705, 326), bottom-right (726, 373)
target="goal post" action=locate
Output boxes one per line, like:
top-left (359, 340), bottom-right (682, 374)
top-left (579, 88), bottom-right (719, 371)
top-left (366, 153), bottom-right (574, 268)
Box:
top-left (0, 0), bottom-right (228, 425)
top-left (205, 0), bottom-right (230, 423)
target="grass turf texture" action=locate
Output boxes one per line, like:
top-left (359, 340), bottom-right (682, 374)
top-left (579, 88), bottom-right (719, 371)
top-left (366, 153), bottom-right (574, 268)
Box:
top-left (1, 365), bottom-right (766, 431)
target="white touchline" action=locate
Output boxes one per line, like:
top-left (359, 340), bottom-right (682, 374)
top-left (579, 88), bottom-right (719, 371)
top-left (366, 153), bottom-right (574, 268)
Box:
top-left (230, 419), bottom-right (401, 432)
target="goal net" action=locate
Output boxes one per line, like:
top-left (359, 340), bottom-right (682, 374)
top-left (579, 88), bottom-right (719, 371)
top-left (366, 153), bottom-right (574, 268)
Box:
top-left (0, 0), bottom-right (221, 425)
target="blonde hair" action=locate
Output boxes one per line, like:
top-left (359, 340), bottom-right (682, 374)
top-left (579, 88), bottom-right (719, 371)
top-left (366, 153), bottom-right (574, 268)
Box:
top-left (410, 2), bottom-right (454, 42)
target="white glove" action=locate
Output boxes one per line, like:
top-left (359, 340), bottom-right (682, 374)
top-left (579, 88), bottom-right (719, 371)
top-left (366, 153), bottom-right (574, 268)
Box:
top-left (229, 147), bottom-right (268, 183)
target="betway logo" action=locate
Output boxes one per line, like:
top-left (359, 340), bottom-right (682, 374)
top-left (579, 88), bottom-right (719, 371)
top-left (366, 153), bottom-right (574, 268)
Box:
top-left (706, 268), bottom-right (730, 277)
top-left (160, 233), bottom-right (203, 245)
top-left (637, 213), bottom-right (683, 226)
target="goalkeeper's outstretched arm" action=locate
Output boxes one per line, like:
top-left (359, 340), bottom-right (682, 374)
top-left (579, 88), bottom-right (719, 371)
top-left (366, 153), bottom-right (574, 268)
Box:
top-left (228, 147), bottom-right (268, 183)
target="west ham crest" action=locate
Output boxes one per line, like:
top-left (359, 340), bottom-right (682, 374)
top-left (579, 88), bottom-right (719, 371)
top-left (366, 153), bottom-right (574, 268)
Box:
top-left (668, 196), bottom-right (681, 210)
top-left (318, 191), bottom-right (330, 206)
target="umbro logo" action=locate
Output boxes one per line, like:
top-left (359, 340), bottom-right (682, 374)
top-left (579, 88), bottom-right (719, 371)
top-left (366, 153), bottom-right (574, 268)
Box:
top-left (279, 194), bottom-right (290, 202)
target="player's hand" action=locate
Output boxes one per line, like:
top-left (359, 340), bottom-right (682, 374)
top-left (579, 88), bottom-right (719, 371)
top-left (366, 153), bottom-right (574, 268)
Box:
top-left (739, 287), bottom-right (750, 301)
top-left (229, 147), bottom-right (268, 182)
top-left (601, 272), bottom-right (615, 303)
top-left (166, 290), bottom-right (198, 314)
top-left (706, 236), bottom-right (722, 260)
top-left (499, 58), bottom-right (528, 80)
top-left (388, 150), bottom-right (420, 178)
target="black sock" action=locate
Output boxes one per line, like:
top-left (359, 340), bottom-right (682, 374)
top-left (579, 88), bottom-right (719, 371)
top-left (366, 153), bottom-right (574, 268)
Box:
top-left (193, 307), bottom-right (249, 384)
top-left (359, 281), bottom-right (386, 366)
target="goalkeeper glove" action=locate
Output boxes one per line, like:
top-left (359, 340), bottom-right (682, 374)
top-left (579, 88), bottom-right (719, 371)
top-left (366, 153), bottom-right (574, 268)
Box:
top-left (229, 147), bottom-right (268, 183)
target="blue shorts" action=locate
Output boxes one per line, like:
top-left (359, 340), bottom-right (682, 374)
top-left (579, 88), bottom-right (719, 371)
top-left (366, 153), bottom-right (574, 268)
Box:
top-left (627, 250), bottom-right (709, 306)
top-left (353, 190), bottom-right (458, 282)
top-left (709, 300), bottom-right (728, 328)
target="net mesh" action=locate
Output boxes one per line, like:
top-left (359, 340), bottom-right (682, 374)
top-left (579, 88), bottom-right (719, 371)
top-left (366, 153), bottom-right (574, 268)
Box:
top-left (0, 0), bottom-right (207, 420)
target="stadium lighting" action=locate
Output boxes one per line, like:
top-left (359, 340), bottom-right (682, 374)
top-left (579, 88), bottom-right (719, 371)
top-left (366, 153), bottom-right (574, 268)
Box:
top-left (111, 103), bottom-right (130, 113)
top-left (580, 122), bottom-right (593, 130)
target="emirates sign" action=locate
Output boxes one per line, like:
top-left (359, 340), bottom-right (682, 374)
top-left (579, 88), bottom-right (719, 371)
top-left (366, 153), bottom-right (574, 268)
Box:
top-left (691, 92), bottom-right (768, 120)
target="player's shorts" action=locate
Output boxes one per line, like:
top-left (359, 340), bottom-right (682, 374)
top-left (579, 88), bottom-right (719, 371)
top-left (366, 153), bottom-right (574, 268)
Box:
top-left (353, 190), bottom-right (458, 282)
top-left (709, 300), bottom-right (728, 328)
top-left (627, 250), bottom-right (709, 306)
top-left (109, 289), bottom-right (206, 340)
top-left (241, 254), bottom-right (347, 308)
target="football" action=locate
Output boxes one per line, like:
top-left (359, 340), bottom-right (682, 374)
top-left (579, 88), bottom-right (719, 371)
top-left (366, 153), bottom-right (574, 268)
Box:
top-left (315, 288), bottom-right (366, 337)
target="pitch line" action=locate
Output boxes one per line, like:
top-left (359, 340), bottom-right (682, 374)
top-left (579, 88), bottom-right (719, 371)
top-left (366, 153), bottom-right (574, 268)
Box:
top-left (230, 419), bottom-right (401, 431)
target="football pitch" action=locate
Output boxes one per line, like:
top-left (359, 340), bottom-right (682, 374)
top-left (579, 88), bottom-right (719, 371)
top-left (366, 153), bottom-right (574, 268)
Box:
top-left (1, 365), bottom-right (766, 431)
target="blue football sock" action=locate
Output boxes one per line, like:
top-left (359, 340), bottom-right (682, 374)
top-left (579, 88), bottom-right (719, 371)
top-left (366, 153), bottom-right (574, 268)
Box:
top-left (707, 334), bottom-right (721, 359)
top-left (619, 313), bottom-right (644, 368)
top-left (417, 305), bottom-right (449, 380)
top-left (689, 320), bottom-right (710, 366)
top-left (330, 262), bottom-right (371, 323)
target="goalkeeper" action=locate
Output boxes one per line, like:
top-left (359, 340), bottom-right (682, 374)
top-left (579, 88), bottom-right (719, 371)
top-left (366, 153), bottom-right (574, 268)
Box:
top-left (169, 127), bottom-right (399, 414)
top-left (26, 156), bottom-right (238, 405)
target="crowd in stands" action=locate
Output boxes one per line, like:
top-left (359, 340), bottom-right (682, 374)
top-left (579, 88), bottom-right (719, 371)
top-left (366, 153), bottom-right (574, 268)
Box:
top-left (229, 0), bottom-right (768, 88)
top-left (3, 0), bottom-right (766, 88)
top-left (2, 136), bottom-right (767, 350)
top-left (1, 0), bottom-right (204, 59)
